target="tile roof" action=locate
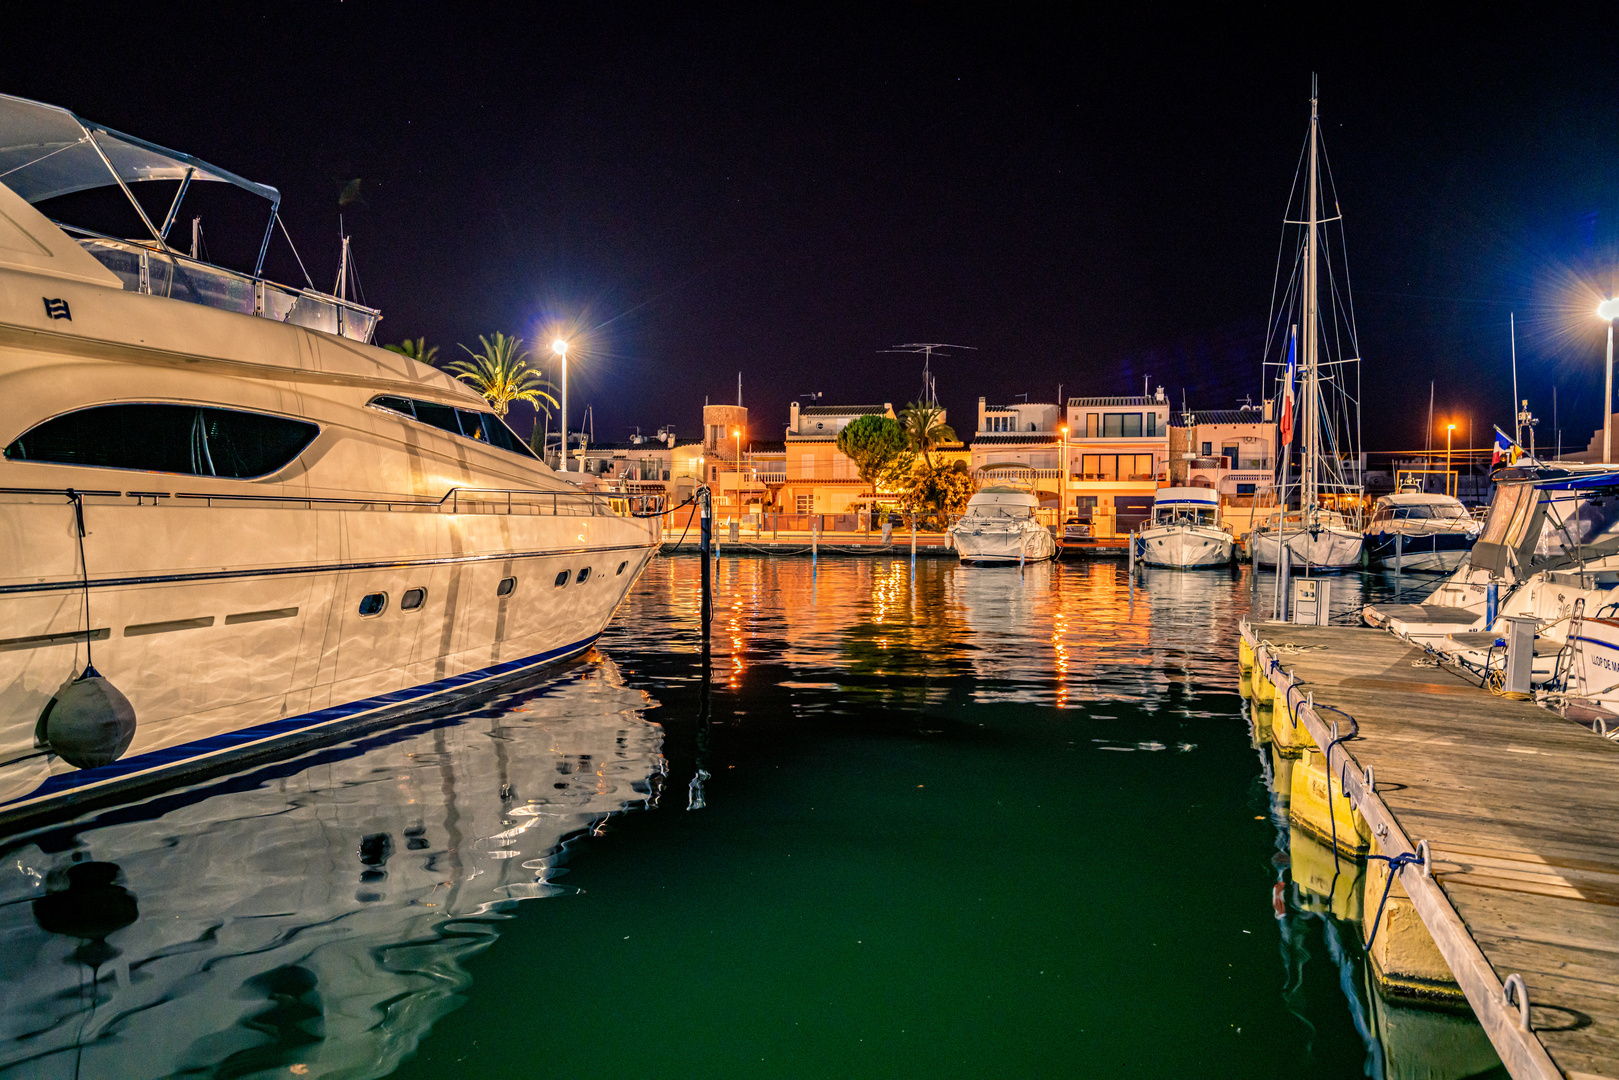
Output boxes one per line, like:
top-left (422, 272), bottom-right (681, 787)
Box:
top-left (1066, 395), bottom-right (1164, 407)
top-left (799, 404), bottom-right (887, 416)
top-left (969, 433), bottom-right (1062, 446)
top-left (1171, 408), bottom-right (1268, 426)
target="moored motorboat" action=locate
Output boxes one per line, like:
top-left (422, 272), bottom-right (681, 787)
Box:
top-left (1134, 487), bottom-right (1232, 568)
top-left (1251, 509), bottom-right (1364, 571)
top-left (1364, 492), bottom-right (1479, 573)
top-left (949, 483), bottom-right (1057, 565)
top-left (0, 93), bottom-right (661, 828)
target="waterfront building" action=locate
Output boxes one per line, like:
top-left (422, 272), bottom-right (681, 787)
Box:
top-left (776, 402), bottom-right (899, 516)
top-left (1061, 392), bottom-right (1172, 537)
top-left (1168, 404), bottom-right (1275, 538)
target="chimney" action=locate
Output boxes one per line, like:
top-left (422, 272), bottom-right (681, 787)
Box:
top-left (789, 400), bottom-right (800, 435)
top-left (977, 396), bottom-right (986, 433)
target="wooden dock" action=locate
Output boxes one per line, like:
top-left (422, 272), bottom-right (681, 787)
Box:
top-left (1243, 620), bottom-right (1619, 1080)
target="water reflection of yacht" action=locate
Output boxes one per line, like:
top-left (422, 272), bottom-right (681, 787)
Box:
top-left (0, 94), bottom-right (660, 826)
top-left (0, 657), bottom-right (665, 1079)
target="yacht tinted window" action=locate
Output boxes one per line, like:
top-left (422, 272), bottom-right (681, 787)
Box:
top-left (400, 587), bottom-right (426, 610)
top-left (367, 396), bottom-right (536, 458)
top-left (371, 396), bottom-right (416, 418)
top-left (409, 401), bottom-right (463, 437)
top-left (497, 576), bottom-right (517, 597)
top-left (4, 403), bottom-right (317, 479)
top-left (554, 570), bottom-right (570, 588)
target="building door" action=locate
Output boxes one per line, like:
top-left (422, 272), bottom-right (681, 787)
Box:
top-left (1115, 496), bottom-right (1154, 534)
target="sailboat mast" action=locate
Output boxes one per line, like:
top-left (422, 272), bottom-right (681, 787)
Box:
top-left (1302, 86), bottom-right (1320, 513)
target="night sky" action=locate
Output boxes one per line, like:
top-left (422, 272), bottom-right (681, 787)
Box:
top-left (9, 7), bottom-right (1618, 454)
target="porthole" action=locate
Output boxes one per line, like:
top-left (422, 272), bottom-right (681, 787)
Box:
top-left (616, 561), bottom-right (627, 575)
top-left (554, 570), bottom-right (570, 588)
top-left (497, 576), bottom-right (517, 597)
top-left (576, 567), bottom-right (591, 584)
top-left (357, 592), bottom-right (387, 617)
top-left (400, 587), bottom-right (426, 611)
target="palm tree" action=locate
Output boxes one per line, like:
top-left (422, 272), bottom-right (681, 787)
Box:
top-left (446, 333), bottom-right (559, 418)
top-left (901, 402), bottom-right (957, 467)
top-left (384, 337), bottom-right (439, 365)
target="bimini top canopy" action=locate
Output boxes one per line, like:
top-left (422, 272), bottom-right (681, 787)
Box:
top-left (1153, 486), bottom-right (1219, 505)
top-left (0, 92), bottom-right (278, 206)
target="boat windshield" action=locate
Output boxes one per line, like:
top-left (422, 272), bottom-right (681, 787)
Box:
top-left (1154, 506), bottom-right (1216, 526)
top-left (1372, 504), bottom-right (1470, 523)
top-left (968, 503), bottom-right (1033, 521)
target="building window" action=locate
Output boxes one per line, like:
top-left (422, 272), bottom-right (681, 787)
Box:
top-left (1201, 441), bottom-right (1213, 456)
top-left (1085, 413), bottom-right (1098, 438)
top-left (1222, 445), bottom-right (1239, 467)
top-left (796, 494), bottom-right (811, 513)
top-left (1146, 413), bottom-right (1157, 437)
top-left (1079, 454), bottom-right (1156, 481)
top-left (6, 403), bottom-right (319, 479)
top-left (1237, 484), bottom-right (1256, 495)
top-left (1102, 413), bottom-right (1142, 437)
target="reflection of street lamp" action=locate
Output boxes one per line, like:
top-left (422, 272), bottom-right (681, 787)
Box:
top-left (1601, 300), bottom-right (1619, 464)
top-left (1447, 423), bottom-right (1456, 496)
top-left (552, 339), bottom-right (569, 471)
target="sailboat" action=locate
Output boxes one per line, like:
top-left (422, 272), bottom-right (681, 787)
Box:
top-left (1251, 84), bottom-right (1365, 572)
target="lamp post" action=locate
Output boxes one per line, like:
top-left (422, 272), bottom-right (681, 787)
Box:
top-left (1446, 423), bottom-right (1456, 497)
top-left (1601, 300), bottom-right (1619, 465)
top-left (552, 338), bottom-right (569, 471)
top-left (1057, 424), bottom-right (1069, 529)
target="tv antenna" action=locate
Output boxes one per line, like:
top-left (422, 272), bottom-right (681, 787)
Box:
top-left (878, 343), bottom-right (975, 406)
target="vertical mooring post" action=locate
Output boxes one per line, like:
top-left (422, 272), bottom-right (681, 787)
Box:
top-left (1394, 532), bottom-right (1403, 580)
top-left (699, 487), bottom-right (712, 639)
top-left (910, 515), bottom-right (917, 572)
top-left (1277, 543), bottom-right (1291, 622)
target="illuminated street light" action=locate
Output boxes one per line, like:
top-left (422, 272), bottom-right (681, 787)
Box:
top-left (1057, 424), bottom-right (1069, 531)
top-left (1601, 302), bottom-right (1618, 464)
top-left (1447, 423), bottom-right (1456, 497)
top-left (552, 338), bottom-right (569, 471)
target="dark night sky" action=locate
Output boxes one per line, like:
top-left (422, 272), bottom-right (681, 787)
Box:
top-left (10, 6), bottom-right (1618, 453)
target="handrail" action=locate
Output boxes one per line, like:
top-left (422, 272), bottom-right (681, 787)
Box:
top-left (0, 483), bottom-right (666, 518)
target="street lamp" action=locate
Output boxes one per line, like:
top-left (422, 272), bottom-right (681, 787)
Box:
top-left (1601, 300), bottom-right (1619, 465)
top-left (552, 338), bottom-right (569, 471)
top-left (1446, 423), bottom-right (1456, 497)
top-left (1057, 424), bottom-right (1069, 529)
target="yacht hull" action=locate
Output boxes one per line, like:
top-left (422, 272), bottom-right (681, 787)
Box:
top-left (1365, 530), bottom-right (1474, 574)
top-left (950, 524), bottom-right (1057, 565)
top-left (1251, 527), bottom-right (1363, 571)
top-left (1136, 525), bottom-right (1233, 568)
top-left (0, 500), bottom-right (658, 829)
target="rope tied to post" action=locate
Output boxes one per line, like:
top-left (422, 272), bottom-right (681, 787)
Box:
top-left (1364, 848), bottom-right (1426, 952)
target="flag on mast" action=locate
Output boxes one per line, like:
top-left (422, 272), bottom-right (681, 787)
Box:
top-left (1278, 326), bottom-right (1297, 447)
top-left (1492, 426), bottom-right (1522, 468)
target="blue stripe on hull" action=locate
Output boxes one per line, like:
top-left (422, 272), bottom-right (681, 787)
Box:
top-left (1, 634), bottom-right (599, 827)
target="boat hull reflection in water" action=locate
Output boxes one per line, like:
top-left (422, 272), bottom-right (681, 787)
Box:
top-left (0, 655), bottom-right (664, 1080)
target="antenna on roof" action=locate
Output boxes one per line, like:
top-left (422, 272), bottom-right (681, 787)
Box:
top-left (878, 343), bottom-right (975, 406)
top-left (738, 372), bottom-right (742, 407)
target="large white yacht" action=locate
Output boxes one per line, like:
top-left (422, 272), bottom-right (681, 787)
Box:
top-left (1135, 487), bottom-right (1233, 568)
top-left (0, 94), bottom-right (661, 827)
top-left (1363, 491), bottom-right (1479, 573)
top-left (949, 482), bottom-right (1057, 565)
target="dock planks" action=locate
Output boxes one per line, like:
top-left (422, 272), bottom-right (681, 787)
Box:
top-left (1251, 623), bottom-right (1619, 1079)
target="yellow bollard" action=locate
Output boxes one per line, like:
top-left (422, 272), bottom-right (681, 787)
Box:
top-left (1288, 746), bottom-right (1370, 857)
top-left (1247, 700), bottom-right (1272, 747)
top-left (1252, 665), bottom-right (1277, 705)
top-left (1239, 637), bottom-right (1255, 673)
top-left (1364, 841), bottom-right (1463, 1003)
top-left (1268, 690), bottom-right (1314, 756)
top-left (1288, 825), bottom-right (1365, 921)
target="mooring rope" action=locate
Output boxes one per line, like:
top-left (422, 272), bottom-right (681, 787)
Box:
top-left (1364, 850), bottom-right (1426, 952)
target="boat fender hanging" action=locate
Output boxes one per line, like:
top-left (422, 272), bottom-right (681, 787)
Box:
top-left (43, 665), bottom-right (136, 769)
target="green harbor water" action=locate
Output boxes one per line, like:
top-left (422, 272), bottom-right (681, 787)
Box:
top-left (0, 556), bottom-right (1505, 1079)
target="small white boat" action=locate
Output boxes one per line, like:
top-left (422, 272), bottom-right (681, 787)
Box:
top-left (949, 483), bottom-right (1057, 565)
top-left (1364, 492), bottom-right (1479, 573)
top-left (1251, 509), bottom-right (1364, 571)
top-left (1135, 487), bottom-right (1233, 568)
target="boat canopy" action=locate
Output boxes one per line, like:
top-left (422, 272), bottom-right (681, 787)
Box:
top-left (0, 93), bottom-right (279, 205)
top-left (1152, 486), bottom-right (1218, 506)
